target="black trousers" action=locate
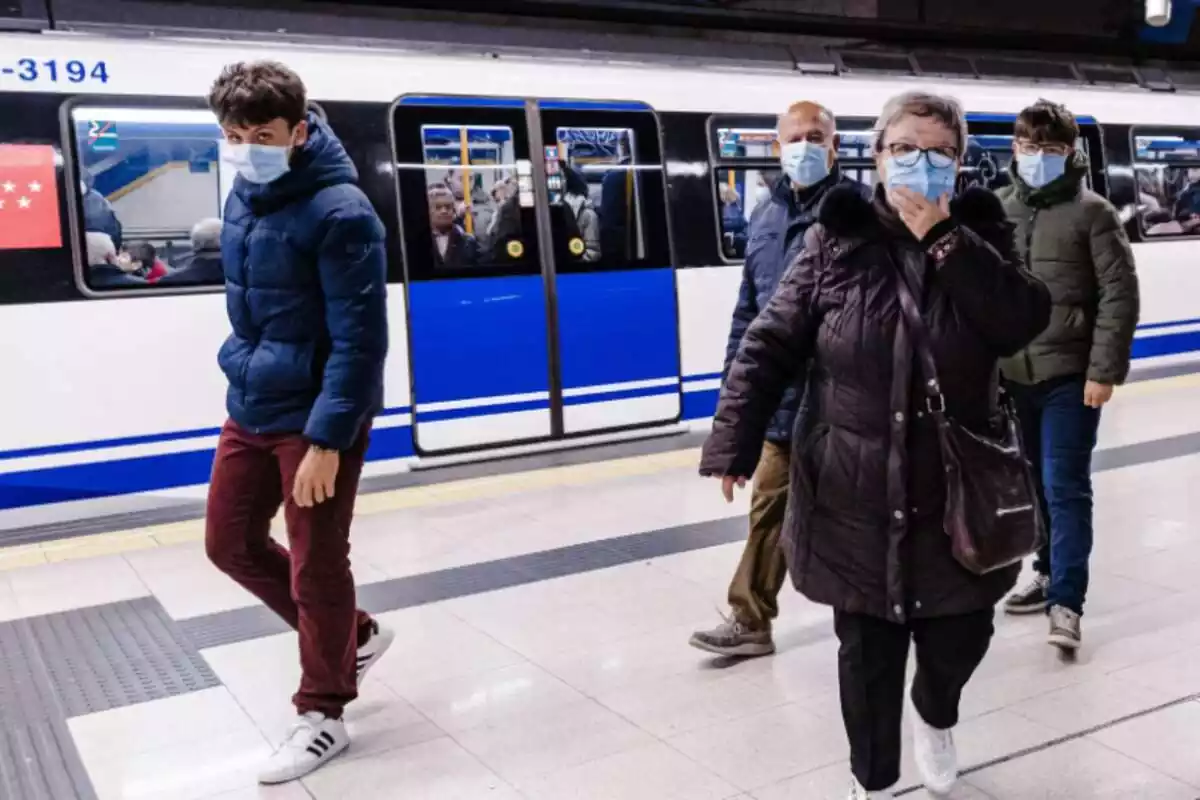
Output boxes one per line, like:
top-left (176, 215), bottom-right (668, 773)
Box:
top-left (834, 608), bottom-right (995, 791)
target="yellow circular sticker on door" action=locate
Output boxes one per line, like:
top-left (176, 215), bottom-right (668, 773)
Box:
top-left (507, 240), bottom-right (524, 258)
top-left (568, 237), bottom-right (585, 256)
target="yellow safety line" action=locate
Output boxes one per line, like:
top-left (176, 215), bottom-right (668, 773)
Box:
top-left (0, 447), bottom-right (701, 572)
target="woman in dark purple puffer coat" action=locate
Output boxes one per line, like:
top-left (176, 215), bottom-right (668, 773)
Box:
top-left (699, 91), bottom-right (1050, 800)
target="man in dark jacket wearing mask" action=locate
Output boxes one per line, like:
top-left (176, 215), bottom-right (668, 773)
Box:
top-left (203, 61), bottom-right (394, 784)
top-left (690, 101), bottom-right (868, 658)
top-left (998, 100), bottom-right (1139, 652)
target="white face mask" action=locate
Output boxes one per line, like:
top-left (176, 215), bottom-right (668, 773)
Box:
top-left (222, 142), bottom-right (292, 185)
top-left (755, 185), bottom-right (772, 205)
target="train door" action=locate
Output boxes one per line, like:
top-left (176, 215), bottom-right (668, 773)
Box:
top-left (538, 102), bottom-right (680, 435)
top-left (393, 98), bottom-right (550, 453)
top-left (392, 97), bottom-right (680, 455)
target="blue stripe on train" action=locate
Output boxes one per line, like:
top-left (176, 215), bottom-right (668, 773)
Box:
top-left (0, 425), bottom-right (416, 512)
top-left (2, 329), bottom-right (1198, 512)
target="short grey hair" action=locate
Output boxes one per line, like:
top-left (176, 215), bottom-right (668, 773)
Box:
top-left (873, 90), bottom-right (969, 155)
top-left (85, 231), bottom-right (116, 266)
top-left (191, 218), bottom-right (223, 252)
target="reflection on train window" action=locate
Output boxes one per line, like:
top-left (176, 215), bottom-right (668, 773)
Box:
top-left (1132, 130), bottom-right (1200, 238)
top-left (420, 124), bottom-right (526, 269)
top-left (0, 143), bottom-right (63, 251)
top-left (837, 131), bottom-right (874, 162)
top-left (715, 126), bottom-right (778, 160)
top-left (70, 107), bottom-right (229, 291)
top-left (714, 168), bottom-right (780, 260)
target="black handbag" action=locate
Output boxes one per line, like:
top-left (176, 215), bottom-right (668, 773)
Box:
top-left (891, 255), bottom-right (1046, 575)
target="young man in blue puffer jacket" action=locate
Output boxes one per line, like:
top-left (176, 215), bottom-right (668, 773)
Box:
top-left (203, 61), bottom-right (393, 784)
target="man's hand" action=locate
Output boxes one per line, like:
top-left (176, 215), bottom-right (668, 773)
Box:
top-left (1083, 380), bottom-right (1114, 409)
top-left (293, 446), bottom-right (340, 508)
top-left (717, 475), bottom-right (748, 503)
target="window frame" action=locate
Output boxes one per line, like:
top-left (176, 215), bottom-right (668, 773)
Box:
top-left (62, 96), bottom-right (328, 299)
top-left (538, 107), bottom-right (672, 275)
top-left (705, 113), bottom-right (875, 265)
top-left (1128, 124), bottom-right (1200, 243)
top-left (64, 96), bottom-right (226, 298)
top-left (390, 99), bottom-right (542, 282)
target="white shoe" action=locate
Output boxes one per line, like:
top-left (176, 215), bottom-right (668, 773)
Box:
top-left (258, 712), bottom-right (349, 784)
top-left (848, 777), bottom-right (895, 799)
top-left (356, 620), bottom-right (395, 686)
top-left (907, 688), bottom-right (958, 795)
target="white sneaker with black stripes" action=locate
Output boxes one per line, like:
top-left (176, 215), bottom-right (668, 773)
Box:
top-left (356, 619), bottom-right (395, 686)
top-left (258, 711), bottom-right (349, 784)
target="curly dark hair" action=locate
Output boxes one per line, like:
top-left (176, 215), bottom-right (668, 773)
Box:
top-left (208, 61), bottom-right (307, 128)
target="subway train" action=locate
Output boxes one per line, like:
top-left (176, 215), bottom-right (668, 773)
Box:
top-left (2, 30), bottom-right (1199, 529)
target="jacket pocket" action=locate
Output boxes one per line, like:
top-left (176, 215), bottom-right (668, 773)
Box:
top-left (244, 339), bottom-right (318, 397)
top-left (217, 336), bottom-right (252, 390)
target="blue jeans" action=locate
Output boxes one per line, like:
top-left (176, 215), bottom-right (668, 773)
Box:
top-left (1006, 376), bottom-right (1101, 615)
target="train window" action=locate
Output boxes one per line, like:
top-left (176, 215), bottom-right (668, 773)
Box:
top-left (542, 120), bottom-right (669, 269)
top-left (418, 124), bottom-right (527, 270)
top-left (0, 143), bottom-right (64, 251)
top-left (711, 122), bottom-right (780, 261)
top-left (1131, 128), bottom-right (1200, 238)
top-left (713, 167), bottom-right (780, 259)
top-left (69, 106), bottom-right (228, 292)
top-left (708, 115), bottom-right (875, 263)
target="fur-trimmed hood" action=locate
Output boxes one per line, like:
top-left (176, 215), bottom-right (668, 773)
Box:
top-left (816, 182), bottom-right (1010, 242)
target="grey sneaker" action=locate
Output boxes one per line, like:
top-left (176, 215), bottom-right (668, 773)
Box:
top-left (1004, 573), bottom-right (1049, 615)
top-left (688, 613), bottom-right (775, 658)
top-left (1047, 605), bottom-right (1082, 650)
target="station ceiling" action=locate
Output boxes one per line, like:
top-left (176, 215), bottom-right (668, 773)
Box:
top-left (5, 0), bottom-right (1200, 62)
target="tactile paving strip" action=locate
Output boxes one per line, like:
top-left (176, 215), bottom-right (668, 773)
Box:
top-left (30, 597), bottom-right (219, 717)
top-left (0, 597), bottom-right (220, 800)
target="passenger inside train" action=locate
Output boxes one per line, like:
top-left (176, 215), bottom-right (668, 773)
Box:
top-left (156, 218), bottom-right (225, 286)
top-left (428, 182), bottom-right (480, 269)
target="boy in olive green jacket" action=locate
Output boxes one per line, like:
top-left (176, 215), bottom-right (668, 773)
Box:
top-left (997, 100), bottom-right (1139, 652)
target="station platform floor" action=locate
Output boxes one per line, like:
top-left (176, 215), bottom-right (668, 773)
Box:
top-left (4, 372), bottom-right (1200, 800)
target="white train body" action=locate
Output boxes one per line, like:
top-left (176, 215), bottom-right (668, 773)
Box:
top-left (0, 32), bottom-right (1195, 530)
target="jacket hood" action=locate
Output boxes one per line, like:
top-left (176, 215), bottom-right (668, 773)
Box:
top-left (234, 113), bottom-right (358, 213)
top-left (818, 182), bottom-right (1007, 240)
top-left (1007, 150), bottom-right (1088, 208)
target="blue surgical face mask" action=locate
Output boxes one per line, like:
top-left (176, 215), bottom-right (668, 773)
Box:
top-left (781, 141), bottom-right (831, 188)
top-left (222, 142), bottom-right (292, 185)
top-left (1017, 153), bottom-right (1067, 189)
top-left (883, 152), bottom-right (957, 202)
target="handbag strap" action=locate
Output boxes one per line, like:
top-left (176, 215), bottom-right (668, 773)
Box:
top-left (887, 250), bottom-right (947, 415)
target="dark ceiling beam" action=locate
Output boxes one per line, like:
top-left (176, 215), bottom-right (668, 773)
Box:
top-left (269, 0), bottom-right (1147, 57)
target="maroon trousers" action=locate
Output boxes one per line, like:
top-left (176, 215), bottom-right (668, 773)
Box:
top-left (205, 419), bottom-right (374, 719)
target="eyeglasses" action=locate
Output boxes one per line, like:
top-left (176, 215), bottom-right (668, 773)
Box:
top-left (881, 142), bottom-right (958, 168)
top-left (1015, 140), bottom-right (1072, 156)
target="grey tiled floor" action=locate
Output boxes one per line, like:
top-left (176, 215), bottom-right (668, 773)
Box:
top-left (2, 379), bottom-right (1200, 798)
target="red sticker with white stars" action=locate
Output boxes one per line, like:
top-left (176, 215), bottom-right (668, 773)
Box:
top-left (0, 144), bottom-right (62, 251)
